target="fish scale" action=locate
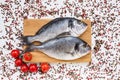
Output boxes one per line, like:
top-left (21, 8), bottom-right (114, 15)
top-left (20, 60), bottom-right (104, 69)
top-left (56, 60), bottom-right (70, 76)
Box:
top-left (28, 36), bottom-right (91, 60)
top-left (23, 17), bottom-right (87, 45)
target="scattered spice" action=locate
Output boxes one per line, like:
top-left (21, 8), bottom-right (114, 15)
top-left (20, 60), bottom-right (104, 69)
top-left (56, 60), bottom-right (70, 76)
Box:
top-left (0, 0), bottom-right (119, 80)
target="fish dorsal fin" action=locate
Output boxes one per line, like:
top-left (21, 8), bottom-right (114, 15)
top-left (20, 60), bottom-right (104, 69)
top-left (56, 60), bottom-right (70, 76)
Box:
top-left (35, 18), bottom-right (67, 35)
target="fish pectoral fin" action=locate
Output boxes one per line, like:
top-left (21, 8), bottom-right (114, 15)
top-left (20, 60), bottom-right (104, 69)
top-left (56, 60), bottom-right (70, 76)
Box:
top-left (56, 32), bottom-right (71, 38)
top-left (66, 51), bottom-right (74, 56)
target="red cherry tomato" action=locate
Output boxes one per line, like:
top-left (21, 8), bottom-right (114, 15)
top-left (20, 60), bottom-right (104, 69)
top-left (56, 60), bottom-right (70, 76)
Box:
top-left (21, 64), bottom-right (29, 72)
top-left (11, 49), bottom-right (20, 58)
top-left (41, 63), bottom-right (50, 73)
top-left (15, 58), bottom-right (23, 66)
top-left (29, 64), bottom-right (38, 72)
top-left (23, 52), bottom-right (32, 61)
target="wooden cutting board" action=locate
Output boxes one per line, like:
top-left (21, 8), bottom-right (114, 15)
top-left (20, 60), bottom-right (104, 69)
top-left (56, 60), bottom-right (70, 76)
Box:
top-left (23, 19), bottom-right (91, 63)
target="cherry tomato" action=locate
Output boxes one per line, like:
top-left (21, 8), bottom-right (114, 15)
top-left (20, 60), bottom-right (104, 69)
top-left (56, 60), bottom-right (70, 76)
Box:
top-left (15, 58), bottom-right (23, 66)
top-left (11, 49), bottom-right (20, 58)
top-left (21, 64), bottom-right (29, 72)
top-left (23, 52), bottom-right (32, 61)
top-left (41, 63), bottom-right (50, 73)
top-left (29, 64), bottom-right (38, 72)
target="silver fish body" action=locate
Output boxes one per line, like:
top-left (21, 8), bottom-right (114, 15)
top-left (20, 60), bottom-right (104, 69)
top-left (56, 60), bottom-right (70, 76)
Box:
top-left (23, 17), bottom-right (87, 44)
top-left (28, 36), bottom-right (91, 60)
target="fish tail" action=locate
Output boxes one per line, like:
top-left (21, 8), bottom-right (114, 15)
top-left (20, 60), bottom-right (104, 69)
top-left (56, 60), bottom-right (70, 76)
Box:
top-left (22, 36), bottom-right (33, 45)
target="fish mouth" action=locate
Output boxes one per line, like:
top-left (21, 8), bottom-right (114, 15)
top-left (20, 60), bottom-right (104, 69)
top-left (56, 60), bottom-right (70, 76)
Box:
top-left (83, 22), bottom-right (87, 27)
top-left (85, 50), bottom-right (91, 55)
top-left (88, 46), bottom-right (91, 51)
top-left (78, 20), bottom-right (87, 26)
top-left (77, 50), bottom-right (91, 58)
top-left (71, 25), bottom-right (88, 36)
top-left (74, 22), bottom-right (88, 36)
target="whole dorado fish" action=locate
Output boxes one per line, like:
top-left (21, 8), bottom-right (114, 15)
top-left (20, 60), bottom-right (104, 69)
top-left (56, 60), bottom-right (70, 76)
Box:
top-left (23, 17), bottom-right (87, 44)
top-left (27, 36), bottom-right (91, 60)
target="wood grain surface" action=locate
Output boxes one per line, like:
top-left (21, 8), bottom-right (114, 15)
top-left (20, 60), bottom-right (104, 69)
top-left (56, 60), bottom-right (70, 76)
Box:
top-left (23, 19), bottom-right (91, 63)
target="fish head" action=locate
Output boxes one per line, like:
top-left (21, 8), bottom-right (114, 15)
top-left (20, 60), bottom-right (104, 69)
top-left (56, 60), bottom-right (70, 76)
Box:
top-left (69, 19), bottom-right (88, 36)
top-left (74, 41), bottom-right (91, 54)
